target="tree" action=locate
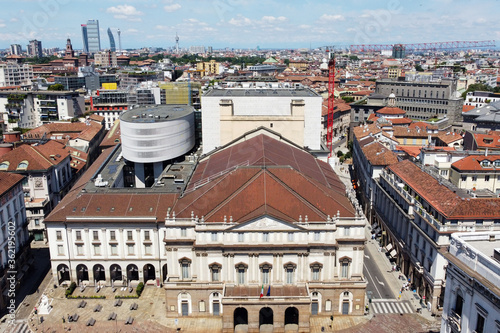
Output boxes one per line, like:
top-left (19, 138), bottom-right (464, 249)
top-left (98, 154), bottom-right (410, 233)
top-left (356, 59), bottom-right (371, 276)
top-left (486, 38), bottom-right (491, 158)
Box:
top-left (342, 96), bottom-right (355, 103)
top-left (415, 64), bottom-right (424, 72)
top-left (48, 83), bottom-right (64, 91)
top-left (337, 150), bottom-right (344, 158)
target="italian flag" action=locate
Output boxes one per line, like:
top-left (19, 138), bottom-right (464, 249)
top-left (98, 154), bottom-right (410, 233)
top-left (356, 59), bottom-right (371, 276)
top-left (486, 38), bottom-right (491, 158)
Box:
top-left (259, 284), bottom-right (264, 298)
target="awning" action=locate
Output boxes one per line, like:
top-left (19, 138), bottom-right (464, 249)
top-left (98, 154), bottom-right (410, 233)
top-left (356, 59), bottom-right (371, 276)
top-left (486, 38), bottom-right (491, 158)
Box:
top-left (385, 243), bottom-right (393, 252)
top-left (389, 249), bottom-right (398, 258)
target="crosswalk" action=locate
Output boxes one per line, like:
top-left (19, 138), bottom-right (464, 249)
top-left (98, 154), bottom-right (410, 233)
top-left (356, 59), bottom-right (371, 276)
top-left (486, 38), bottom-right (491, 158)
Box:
top-left (370, 299), bottom-right (414, 314)
top-left (4, 321), bottom-right (31, 333)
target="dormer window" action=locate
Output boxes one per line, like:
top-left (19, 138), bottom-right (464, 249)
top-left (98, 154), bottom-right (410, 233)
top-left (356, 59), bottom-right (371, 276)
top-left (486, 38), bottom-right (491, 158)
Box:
top-left (481, 160), bottom-right (491, 167)
top-left (0, 162), bottom-right (9, 170)
top-left (17, 160), bottom-right (28, 170)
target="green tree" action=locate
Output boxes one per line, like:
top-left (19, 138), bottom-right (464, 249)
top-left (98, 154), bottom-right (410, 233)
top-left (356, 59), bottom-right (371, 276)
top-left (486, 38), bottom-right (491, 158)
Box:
top-left (48, 83), bottom-right (64, 91)
top-left (415, 64), bottom-right (424, 72)
top-left (342, 96), bottom-right (355, 103)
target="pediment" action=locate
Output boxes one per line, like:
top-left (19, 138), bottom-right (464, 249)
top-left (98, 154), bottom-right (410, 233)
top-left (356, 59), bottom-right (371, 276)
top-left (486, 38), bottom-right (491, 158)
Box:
top-left (229, 215), bottom-right (304, 231)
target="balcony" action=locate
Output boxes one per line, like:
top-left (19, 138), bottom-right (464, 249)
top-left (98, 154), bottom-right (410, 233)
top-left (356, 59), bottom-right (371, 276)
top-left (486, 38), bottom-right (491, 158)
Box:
top-left (447, 309), bottom-right (461, 333)
top-left (25, 197), bottom-right (49, 209)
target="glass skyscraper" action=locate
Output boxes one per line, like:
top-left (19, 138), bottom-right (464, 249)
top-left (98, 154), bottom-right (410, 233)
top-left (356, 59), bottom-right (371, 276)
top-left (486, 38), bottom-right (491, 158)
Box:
top-left (86, 19), bottom-right (101, 54)
top-left (107, 28), bottom-right (116, 52)
top-left (81, 24), bottom-right (88, 53)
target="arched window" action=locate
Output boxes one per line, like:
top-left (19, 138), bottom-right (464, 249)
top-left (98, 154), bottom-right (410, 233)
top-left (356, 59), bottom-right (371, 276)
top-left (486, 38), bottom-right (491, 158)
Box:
top-left (0, 162), bottom-right (9, 170)
top-left (17, 160), bottom-right (29, 170)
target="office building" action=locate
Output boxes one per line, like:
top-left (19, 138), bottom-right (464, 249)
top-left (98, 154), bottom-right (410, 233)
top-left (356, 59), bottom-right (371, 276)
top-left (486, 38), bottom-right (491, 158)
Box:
top-left (107, 28), bottom-right (116, 52)
top-left (85, 20), bottom-right (101, 54)
top-left (0, 62), bottom-right (33, 88)
top-left (81, 24), bottom-right (89, 53)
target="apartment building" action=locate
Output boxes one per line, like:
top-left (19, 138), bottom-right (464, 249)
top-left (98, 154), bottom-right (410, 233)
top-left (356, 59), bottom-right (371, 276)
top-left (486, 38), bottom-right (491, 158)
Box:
top-left (0, 173), bottom-right (31, 312)
top-left (0, 62), bottom-right (33, 87)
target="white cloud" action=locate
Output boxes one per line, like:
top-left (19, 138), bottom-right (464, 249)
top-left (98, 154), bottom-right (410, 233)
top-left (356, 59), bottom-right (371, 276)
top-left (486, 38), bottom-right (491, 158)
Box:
top-left (10, 18), bottom-right (18, 22)
top-left (164, 3), bottom-right (181, 12)
top-left (320, 14), bottom-right (345, 21)
top-left (228, 15), bottom-right (253, 26)
top-left (106, 5), bottom-right (143, 21)
top-left (261, 16), bottom-right (287, 23)
top-left (126, 28), bottom-right (139, 34)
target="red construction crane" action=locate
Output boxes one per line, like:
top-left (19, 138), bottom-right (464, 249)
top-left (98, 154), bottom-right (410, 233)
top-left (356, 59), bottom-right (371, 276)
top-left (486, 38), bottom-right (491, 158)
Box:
top-left (349, 40), bottom-right (496, 53)
top-left (326, 49), bottom-right (335, 157)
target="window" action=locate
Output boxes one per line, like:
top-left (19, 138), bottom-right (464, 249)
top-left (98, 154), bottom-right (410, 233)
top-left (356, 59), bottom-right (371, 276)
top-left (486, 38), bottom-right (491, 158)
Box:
top-left (180, 258), bottom-right (191, 279)
top-left (182, 263), bottom-right (189, 279)
top-left (263, 232), bottom-right (269, 242)
top-left (341, 263), bottom-right (349, 278)
top-left (485, 175), bottom-right (490, 182)
top-left (56, 230), bottom-right (62, 240)
top-left (344, 227), bottom-right (350, 236)
top-left (144, 231), bottom-right (150, 241)
top-left (238, 268), bottom-right (245, 284)
top-left (210, 263), bottom-right (221, 282)
top-left (127, 244), bottom-right (134, 255)
top-left (110, 244), bottom-right (118, 255)
top-left (127, 230), bottom-right (133, 241)
top-left (144, 244), bottom-right (152, 255)
top-left (288, 232), bottom-right (294, 242)
top-left (472, 175), bottom-right (477, 181)
top-left (93, 244), bottom-right (101, 255)
top-left (76, 244), bottom-right (84, 255)
top-left (286, 268), bottom-right (294, 284)
top-left (110, 230), bottom-right (116, 241)
top-left (93, 230), bottom-right (99, 241)
top-left (340, 257), bottom-right (352, 278)
top-left (475, 313), bottom-right (485, 333)
top-left (34, 219), bottom-right (40, 226)
top-left (57, 245), bottom-right (64, 255)
top-left (310, 262), bottom-right (323, 281)
top-left (236, 263), bottom-right (247, 284)
top-left (238, 233), bottom-right (244, 242)
top-left (440, 170), bottom-right (448, 176)
top-left (314, 231), bottom-right (320, 241)
top-left (211, 232), bottom-right (217, 242)
top-left (181, 228), bottom-right (187, 237)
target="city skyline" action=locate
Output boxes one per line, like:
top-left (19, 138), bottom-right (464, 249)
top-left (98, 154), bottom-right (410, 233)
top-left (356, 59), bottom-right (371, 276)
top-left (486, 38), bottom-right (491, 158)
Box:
top-left (0, 0), bottom-right (499, 51)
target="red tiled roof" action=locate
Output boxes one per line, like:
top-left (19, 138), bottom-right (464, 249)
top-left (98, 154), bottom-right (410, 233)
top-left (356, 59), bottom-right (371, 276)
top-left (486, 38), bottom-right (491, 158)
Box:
top-left (396, 146), bottom-right (422, 158)
top-left (179, 134), bottom-right (354, 222)
top-left (473, 133), bottom-right (500, 149)
top-left (376, 106), bottom-right (406, 115)
top-left (0, 172), bottom-right (24, 196)
top-left (389, 118), bottom-right (412, 125)
top-left (362, 142), bottom-right (398, 166)
top-left (389, 159), bottom-right (500, 219)
top-left (408, 122), bottom-right (438, 131)
top-left (0, 141), bottom-right (69, 171)
top-left (451, 155), bottom-right (500, 171)
top-left (463, 105), bottom-right (476, 113)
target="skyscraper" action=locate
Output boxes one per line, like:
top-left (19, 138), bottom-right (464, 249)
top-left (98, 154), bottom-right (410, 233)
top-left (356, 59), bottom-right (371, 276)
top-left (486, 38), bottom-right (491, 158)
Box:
top-left (107, 28), bottom-right (116, 52)
top-left (27, 40), bottom-right (42, 57)
top-left (81, 24), bottom-right (89, 53)
top-left (86, 19), bottom-right (101, 54)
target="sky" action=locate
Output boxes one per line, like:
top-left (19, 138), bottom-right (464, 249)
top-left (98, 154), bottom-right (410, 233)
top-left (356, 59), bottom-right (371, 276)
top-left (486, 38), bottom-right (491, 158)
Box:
top-left (0, 0), bottom-right (498, 51)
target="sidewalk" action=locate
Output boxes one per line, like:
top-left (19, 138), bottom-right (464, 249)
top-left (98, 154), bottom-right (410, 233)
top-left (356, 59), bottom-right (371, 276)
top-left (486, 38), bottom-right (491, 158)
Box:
top-left (332, 161), bottom-right (439, 324)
